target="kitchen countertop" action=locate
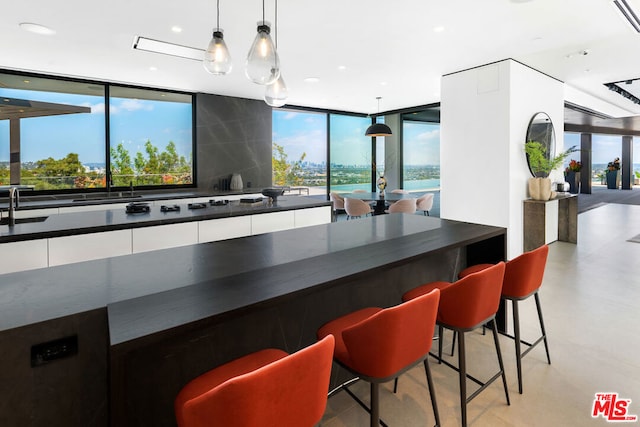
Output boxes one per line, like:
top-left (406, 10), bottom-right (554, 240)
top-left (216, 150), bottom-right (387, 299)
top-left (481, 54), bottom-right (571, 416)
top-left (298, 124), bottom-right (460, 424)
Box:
top-left (0, 214), bottom-right (506, 342)
top-left (0, 195), bottom-right (330, 243)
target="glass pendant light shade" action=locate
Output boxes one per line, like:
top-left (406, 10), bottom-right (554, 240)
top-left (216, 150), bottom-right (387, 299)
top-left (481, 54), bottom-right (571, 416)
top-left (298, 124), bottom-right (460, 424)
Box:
top-left (203, 30), bottom-right (233, 75)
top-left (245, 23), bottom-right (280, 85)
top-left (264, 74), bottom-right (288, 107)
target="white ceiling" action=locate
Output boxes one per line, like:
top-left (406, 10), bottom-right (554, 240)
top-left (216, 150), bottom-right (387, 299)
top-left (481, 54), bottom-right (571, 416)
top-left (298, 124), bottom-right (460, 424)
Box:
top-left (4, 0), bottom-right (640, 116)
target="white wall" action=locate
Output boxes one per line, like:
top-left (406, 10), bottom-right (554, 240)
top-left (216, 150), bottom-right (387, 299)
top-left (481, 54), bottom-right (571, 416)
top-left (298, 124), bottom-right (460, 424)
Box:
top-left (441, 59), bottom-right (564, 259)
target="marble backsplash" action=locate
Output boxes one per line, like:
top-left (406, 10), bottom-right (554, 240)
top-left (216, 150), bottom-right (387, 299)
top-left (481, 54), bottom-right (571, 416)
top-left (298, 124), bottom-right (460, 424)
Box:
top-left (196, 93), bottom-right (273, 193)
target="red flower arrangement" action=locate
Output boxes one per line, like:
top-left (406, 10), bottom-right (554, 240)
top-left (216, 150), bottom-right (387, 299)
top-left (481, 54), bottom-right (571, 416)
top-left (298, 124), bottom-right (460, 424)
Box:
top-left (565, 159), bottom-right (582, 172)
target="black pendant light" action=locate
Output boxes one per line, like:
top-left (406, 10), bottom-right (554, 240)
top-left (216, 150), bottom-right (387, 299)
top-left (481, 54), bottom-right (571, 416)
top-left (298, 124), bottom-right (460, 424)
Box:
top-left (365, 97), bottom-right (392, 137)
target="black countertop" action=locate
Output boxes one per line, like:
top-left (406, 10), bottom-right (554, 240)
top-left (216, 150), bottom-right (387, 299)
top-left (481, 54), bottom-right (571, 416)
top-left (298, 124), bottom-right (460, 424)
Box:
top-left (0, 196), bottom-right (330, 243)
top-left (0, 214), bottom-right (505, 348)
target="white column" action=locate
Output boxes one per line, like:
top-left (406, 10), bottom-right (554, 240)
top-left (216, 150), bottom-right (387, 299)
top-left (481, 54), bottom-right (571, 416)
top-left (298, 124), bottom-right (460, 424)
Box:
top-left (440, 59), bottom-right (564, 259)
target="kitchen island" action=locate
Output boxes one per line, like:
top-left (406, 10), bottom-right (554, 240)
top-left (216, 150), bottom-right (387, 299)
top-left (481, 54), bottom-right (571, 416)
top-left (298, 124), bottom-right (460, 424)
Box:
top-left (0, 214), bottom-right (505, 427)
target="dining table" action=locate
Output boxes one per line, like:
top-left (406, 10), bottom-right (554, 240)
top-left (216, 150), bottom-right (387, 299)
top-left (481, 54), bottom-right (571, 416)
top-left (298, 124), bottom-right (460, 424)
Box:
top-left (343, 191), bottom-right (416, 215)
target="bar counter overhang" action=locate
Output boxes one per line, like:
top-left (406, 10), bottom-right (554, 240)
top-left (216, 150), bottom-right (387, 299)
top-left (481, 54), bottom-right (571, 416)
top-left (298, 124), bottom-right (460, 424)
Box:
top-left (0, 214), bottom-right (506, 427)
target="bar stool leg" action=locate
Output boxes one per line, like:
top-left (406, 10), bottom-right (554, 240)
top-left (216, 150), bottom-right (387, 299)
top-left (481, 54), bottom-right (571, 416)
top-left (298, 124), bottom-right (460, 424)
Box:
top-left (512, 300), bottom-right (523, 394)
top-left (491, 320), bottom-right (511, 405)
top-left (535, 292), bottom-right (552, 364)
top-left (423, 359), bottom-right (441, 427)
top-left (371, 382), bottom-right (380, 427)
top-left (457, 330), bottom-right (467, 427)
top-left (438, 325), bottom-right (444, 363)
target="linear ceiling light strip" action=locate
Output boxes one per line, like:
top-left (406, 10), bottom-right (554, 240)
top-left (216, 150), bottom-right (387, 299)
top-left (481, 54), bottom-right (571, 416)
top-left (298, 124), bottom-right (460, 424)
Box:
top-left (614, 0), bottom-right (640, 33)
top-left (133, 36), bottom-right (204, 61)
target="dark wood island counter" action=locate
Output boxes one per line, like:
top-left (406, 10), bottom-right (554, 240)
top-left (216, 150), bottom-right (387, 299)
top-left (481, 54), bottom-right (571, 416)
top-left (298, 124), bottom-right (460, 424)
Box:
top-left (0, 214), bottom-right (505, 427)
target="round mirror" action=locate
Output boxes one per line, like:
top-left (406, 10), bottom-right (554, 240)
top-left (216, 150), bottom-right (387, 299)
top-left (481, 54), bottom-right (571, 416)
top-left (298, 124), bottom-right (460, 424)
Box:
top-left (525, 112), bottom-right (555, 177)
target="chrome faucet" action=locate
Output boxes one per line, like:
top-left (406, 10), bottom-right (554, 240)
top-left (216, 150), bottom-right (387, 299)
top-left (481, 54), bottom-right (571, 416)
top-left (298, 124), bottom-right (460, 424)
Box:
top-left (8, 186), bottom-right (19, 225)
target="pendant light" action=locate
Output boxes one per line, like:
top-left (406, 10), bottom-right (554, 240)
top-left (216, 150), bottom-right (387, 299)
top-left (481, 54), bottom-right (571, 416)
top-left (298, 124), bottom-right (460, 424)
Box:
top-left (365, 97), bottom-right (393, 137)
top-left (203, 0), bottom-right (232, 75)
top-left (246, 0), bottom-right (280, 85)
top-left (264, 0), bottom-right (288, 106)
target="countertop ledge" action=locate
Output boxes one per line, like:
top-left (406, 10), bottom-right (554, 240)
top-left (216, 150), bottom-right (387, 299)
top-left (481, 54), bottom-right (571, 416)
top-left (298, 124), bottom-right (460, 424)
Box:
top-left (0, 196), bottom-right (330, 243)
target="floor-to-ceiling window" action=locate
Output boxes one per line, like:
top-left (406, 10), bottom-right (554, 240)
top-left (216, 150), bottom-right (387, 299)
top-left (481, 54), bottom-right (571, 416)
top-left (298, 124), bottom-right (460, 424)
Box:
top-left (0, 73), bottom-right (105, 190)
top-left (272, 109), bottom-right (327, 195)
top-left (329, 114), bottom-right (372, 192)
top-left (0, 70), bottom-right (194, 192)
top-left (593, 134), bottom-right (622, 186)
top-left (109, 87), bottom-right (193, 187)
top-left (402, 114), bottom-right (440, 192)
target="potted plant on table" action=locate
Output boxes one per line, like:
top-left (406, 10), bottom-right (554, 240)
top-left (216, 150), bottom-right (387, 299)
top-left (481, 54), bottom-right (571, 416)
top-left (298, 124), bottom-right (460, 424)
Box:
top-left (606, 158), bottom-right (620, 189)
top-left (525, 141), bottom-right (577, 200)
top-left (564, 159), bottom-right (582, 194)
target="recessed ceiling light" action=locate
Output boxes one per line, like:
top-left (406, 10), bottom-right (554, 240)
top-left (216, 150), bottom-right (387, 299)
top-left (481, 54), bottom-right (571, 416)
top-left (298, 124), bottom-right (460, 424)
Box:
top-left (379, 81), bottom-right (388, 86)
top-left (19, 22), bottom-right (56, 35)
top-left (149, 66), bottom-right (158, 71)
top-left (171, 26), bottom-right (183, 33)
top-left (23, 80), bottom-right (30, 84)
top-left (304, 77), bottom-right (320, 83)
top-left (338, 65), bottom-right (347, 71)
top-left (433, 26), bottom-right (445, 33)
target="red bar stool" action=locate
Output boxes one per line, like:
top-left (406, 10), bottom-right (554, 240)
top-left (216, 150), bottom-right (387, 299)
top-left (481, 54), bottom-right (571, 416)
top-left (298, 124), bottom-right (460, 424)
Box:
top-left (317, 289), bottom-right (441, 427)
top-left (402, 262), bottom-right (509, 427)
top-left (458, 244), bottom-right (551, 394)
top-left (174, 335), bottom-right (335, 427)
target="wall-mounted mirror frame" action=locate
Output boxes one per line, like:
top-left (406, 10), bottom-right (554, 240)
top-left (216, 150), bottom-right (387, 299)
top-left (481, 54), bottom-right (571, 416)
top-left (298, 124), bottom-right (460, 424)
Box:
top-left (525, 112), bottom-right (556, 177)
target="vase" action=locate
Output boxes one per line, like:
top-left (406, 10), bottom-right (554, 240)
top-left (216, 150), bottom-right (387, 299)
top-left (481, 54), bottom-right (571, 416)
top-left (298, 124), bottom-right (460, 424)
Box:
top-left (528, 177), bottom-right (552, 201)
top-left (564, 171), bottom-right (580, 194)
top-left (376, 175), bottom-right (387, 196)
top-left (230, 173), bottom-right (243, 191)
top-left (606, 170), bottom-right (618, 189)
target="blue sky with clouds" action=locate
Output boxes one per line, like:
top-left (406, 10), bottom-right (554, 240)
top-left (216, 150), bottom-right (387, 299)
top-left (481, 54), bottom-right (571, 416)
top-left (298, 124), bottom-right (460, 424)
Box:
top-left (0, 88), bottom-right (192, 164)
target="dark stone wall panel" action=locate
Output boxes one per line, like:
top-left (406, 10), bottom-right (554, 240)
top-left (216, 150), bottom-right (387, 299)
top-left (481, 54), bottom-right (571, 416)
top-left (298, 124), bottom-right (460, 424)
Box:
top-left (196, 94), bottom-right (272, 192)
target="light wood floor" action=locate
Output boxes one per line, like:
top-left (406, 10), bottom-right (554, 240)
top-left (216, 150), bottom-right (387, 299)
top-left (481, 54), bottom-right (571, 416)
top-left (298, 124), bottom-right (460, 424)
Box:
top-left (320, 203), bottom-right (640, 426)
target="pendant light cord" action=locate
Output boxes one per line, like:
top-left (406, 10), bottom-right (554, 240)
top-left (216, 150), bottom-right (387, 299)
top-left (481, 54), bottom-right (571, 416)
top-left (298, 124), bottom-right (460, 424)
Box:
top-left (275, 0), bottom-right (278, 48)
top-left (216, 0), bottom-right (220, 30)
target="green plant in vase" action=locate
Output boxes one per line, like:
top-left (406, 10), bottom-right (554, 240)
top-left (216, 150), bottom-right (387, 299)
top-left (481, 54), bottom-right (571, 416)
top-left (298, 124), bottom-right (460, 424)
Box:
top-left (525, 141), bottom-right (577, 200)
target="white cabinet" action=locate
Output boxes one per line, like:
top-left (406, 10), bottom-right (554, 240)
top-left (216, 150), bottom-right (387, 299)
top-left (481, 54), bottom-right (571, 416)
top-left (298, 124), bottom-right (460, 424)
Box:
top-left (48, 230), bottom-right (132, 266)
top-left (294, 206), bottom-right (331, 228)
top-left (132, 222), bottom-right (199, 253)
top-left (198, 216), bottom-right (252, 243)
top-left (0, 240), bottom-right (48, 274)
top-left (251, 211), bottom-right (295, 235)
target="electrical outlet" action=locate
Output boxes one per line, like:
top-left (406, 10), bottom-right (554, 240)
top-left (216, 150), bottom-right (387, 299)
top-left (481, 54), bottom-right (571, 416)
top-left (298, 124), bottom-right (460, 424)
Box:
top-left (31, 335), bottom-right (78, 367)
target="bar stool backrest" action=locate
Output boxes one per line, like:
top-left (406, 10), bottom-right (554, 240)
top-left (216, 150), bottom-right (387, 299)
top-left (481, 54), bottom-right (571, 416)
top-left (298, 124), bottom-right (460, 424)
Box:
top-left (502, 245), bottom-right (549, 299)
top-left (341, 289), bottom-right (440, 379)
top-left (179, 335), bottom-right (335, 427)
top-left (438, 262), bottom-right (506, 329)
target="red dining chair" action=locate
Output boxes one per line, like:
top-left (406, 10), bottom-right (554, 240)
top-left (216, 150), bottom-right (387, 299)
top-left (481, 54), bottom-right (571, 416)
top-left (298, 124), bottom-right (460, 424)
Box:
top-left (317, 289), bottom-right (441, 427)
top-left (402, 262), bottom-right (509, 427)
top-left (174, 335), bottom-right (335, 427)
top-left (458, 244), bottom-right (551, 394)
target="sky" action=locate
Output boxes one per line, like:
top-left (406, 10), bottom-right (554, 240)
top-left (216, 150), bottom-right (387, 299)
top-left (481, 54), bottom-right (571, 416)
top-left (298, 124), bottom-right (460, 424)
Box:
top-left (0, 88), bottom-right (192, 164)
top-left (272, 110), bottom-right (441, 166)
